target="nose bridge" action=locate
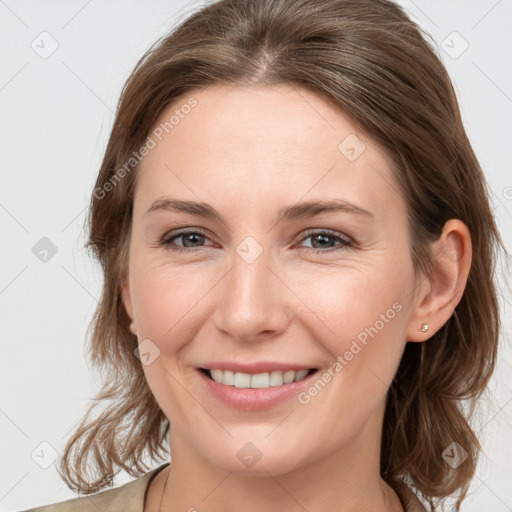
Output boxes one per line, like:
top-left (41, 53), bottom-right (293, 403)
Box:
top-left (215, 242), bottom-right (290, 340)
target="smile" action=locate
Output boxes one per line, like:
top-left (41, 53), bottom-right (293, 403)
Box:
top-left (200, 368), bottom-right (317, 388)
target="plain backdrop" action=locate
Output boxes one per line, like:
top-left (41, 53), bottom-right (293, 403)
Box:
top-left (0, 1), bottom-right (511, 511)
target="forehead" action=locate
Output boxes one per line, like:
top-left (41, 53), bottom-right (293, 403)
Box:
top-left (135, 84), bottom-right (405, 221)
top-left (147, 84), bottom-right (361, 161)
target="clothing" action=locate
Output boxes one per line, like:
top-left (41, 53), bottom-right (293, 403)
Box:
top-left (22, 462), bottom-right (426, 511)
top-left (20, 463), bottom-right (170, 512)
top-left (395, 481), bottom-right (428, 512)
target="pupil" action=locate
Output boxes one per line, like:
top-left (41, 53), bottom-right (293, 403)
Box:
top-left (184, 233), bottom-right (203, 247)
top-left (313, 234), bottom-right (332, 248)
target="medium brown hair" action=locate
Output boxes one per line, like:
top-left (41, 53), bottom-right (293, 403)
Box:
top-left (58, 0), bottom-right (503, 509)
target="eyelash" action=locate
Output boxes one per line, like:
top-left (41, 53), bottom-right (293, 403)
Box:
top-left (158, 228), bottom-right (353, 255)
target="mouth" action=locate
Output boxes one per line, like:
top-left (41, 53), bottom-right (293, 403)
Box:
top-left (199, 367), bottom-right (318, 389)
top-left (196, 365), bottom-right (321, 411)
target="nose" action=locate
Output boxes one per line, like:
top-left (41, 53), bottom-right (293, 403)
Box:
top-left (213, 247), bottom-right (293, 342)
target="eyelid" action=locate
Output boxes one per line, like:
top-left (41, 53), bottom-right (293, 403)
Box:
top-left (161, 227), bottom-right (214, 246)
top-left (297, 228), bottom-right (352, 244)
top-left (294, 228), bottom-right (353, 253)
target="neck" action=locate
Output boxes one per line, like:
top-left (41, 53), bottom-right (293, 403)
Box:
top-left (153, 428), bottom-right (403, 512)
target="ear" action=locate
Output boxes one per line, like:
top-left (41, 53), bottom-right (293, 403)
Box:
top-left (121, 275), bottom-right (134, 321)
top-left (406, 219), bottom-right (472, 342)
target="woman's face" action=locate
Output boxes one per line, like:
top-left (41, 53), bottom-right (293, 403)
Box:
top-left (123, 84), bottom-right (422, 475)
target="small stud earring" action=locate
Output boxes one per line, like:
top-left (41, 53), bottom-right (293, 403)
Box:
top-left (420, 323), bottom-right (429, 332)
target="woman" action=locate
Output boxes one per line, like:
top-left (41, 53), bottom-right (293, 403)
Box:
top-left (24, 0), bottom-right (503, 510)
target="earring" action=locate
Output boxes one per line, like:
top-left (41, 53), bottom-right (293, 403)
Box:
top-left (129, 321), bottom-right (137, 335)
top-left (420, 323), bottom-right (429, 332)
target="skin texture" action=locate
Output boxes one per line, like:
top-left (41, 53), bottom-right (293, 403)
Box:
top-left (122, 84), bottom-right (472, 512)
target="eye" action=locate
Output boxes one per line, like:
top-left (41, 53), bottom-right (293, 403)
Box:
top-left (297, 229), bottom-right (352, 253)
top-left (159, 229), bottom-right (214, 253)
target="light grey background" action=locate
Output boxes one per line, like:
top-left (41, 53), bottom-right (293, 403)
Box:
top-left (1, 1), bottom-right (511, 511)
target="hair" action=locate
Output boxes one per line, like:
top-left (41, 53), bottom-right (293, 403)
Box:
top-left (57, 0), bottom-right (504, 509)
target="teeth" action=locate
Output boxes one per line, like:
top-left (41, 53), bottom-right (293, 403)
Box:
top-left (208, 368), bottom-right (311, 388)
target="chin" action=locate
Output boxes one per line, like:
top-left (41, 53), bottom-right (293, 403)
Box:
top-left (198, 437), bottom-right (309, 477)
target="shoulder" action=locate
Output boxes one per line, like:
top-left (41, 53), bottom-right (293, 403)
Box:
top-left (20, 463), bottom-right (170, 512)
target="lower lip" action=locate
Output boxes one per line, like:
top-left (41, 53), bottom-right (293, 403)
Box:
top-left (197, 369), bottom-right (317, 411)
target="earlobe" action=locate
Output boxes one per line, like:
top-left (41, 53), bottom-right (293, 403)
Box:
top-left (129, 321), bottom-right (138, 335)
top-left (406, 219), bottom-right (472, 342)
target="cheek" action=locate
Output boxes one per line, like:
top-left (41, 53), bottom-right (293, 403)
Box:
top-left (131, 259), bottom-right (216, 347)
top-left (291, 262), bottom-right (410, 391)
top-left (131, 262), bottom-right (211, 424)
top-left (294, 262), bottom-right (408, 340)
top-left (291, 269), bottom-right (409, 440)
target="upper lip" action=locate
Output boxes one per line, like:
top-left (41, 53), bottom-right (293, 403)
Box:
top-left (199, 361), bottom-right (316, 374)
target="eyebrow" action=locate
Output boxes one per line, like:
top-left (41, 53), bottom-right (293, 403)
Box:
top-left (145, 197), bottom-right (374, 222)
